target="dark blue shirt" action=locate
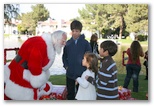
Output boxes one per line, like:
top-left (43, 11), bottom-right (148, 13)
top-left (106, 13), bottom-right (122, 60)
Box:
top-left (62, 34), bottom-right (92, 80)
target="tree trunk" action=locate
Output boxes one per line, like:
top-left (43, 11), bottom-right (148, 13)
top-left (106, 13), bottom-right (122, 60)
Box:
top-left (119, 15), bottom-right (124, 39)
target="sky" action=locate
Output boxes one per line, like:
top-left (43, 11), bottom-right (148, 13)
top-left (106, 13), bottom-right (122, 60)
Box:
top-left (19, 4), bottom-right (85, 20)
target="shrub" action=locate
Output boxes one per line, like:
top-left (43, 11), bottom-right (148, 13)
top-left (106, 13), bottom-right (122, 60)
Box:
top-left (137, 35), bottom-right (148, 41)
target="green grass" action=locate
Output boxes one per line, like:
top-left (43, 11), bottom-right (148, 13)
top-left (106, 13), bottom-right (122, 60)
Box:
top-left (4, 34), bottom-right (10, 37)
top-left (118, 74), bottom-right (148, 100)
top-left (48, 74), bottom-right (148, 100)
top-left (117, 39), bottom-right (148, 45)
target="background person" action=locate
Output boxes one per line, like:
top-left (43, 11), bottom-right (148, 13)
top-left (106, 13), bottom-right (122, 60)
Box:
top-left (143, 50), bottom-right (148, 80)
top-left (123, 40), bottom-right (144, 92)
top-left (90, 33), bottom-right (99, 58)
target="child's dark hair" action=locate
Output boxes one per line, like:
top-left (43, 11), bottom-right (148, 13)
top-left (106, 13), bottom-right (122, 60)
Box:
top-left (84, 52), bottom-right (98, 74)
top-left (70, 20), bottom-right (82, 32)
top-left (100, 40), bottom-right (118, 56)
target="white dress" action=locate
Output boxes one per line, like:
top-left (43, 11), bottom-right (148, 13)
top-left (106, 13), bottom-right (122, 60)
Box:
top-left (75, 69), bottom-right (96, 100)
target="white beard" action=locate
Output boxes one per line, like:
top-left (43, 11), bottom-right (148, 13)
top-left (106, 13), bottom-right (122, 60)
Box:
top-left (54, 43), bottom-right (63, 55)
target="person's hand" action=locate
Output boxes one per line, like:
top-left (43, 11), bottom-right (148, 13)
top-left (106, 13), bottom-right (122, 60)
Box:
top-left (85, 75), bottom-right (89, 80)
top-left (75, 80), bottom-right (78, 85)
top-left (38, 82), bottom-right (53, 98)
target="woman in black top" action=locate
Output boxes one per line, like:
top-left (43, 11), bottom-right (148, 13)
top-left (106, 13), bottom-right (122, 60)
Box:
top-left (90, 33), bottom-right (99, 57)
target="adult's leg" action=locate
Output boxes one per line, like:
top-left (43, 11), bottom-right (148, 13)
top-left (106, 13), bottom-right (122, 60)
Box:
top-left (66, 76), bottom-right (75, 100)
top-left (123, 64), bottom-right (133, 88)
top-left (132, 65), bottom-right (141, 92)
top-left (145, 66), bottom-right (148, 80)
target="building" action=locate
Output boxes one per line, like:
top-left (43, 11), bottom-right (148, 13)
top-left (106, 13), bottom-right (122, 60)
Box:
top-left (36, 18), bottom-right (71, 37)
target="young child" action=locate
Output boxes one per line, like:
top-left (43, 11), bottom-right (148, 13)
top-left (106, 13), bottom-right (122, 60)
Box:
top-left (86, 40), bottom-right (119, 100)
top-left (75, 52), bottom-right (98, 100)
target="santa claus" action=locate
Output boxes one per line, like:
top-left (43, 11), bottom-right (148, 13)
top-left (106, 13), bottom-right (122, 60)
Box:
top-left (4, 30), bottom-right (67, 100)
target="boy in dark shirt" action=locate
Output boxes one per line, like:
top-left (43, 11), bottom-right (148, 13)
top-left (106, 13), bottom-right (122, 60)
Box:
top-left (86, 40), bottom-right (119, 100)
top-left (62, 20), bottom-right (92, 100)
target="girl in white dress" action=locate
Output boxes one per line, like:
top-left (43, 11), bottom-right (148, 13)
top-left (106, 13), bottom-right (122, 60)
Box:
top-left (75, 52), bottom-right (98, 100)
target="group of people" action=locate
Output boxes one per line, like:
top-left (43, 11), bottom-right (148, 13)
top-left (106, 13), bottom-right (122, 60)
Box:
top-left (4, 20), bottom-right (148, 100)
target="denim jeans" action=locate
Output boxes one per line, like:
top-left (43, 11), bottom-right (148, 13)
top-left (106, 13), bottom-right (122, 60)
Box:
top-left (123, 64), bottom-right (141, 92)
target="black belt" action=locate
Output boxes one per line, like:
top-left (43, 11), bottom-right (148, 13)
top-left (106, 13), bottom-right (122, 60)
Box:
top-left (14, 54), bottom-right (28, 69)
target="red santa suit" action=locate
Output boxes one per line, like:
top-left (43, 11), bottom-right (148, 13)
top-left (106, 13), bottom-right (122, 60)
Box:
top-left (4, 33), bottom-right (56, 100)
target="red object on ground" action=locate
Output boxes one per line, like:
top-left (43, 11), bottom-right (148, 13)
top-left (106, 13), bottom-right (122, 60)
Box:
top-left (50, 85), bottom-right (67, 100)
top-left (118, 87), bottom-right (133, 100)
top-left (40, 85), bottom-right (67, 100)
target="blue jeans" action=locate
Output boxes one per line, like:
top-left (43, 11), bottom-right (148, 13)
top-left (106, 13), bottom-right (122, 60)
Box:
top-left (123, 64), bottom-right (141, 92)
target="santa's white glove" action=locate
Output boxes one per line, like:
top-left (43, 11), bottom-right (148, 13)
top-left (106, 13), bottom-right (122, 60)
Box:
top-left (38, 81), bottom-right (53, 98)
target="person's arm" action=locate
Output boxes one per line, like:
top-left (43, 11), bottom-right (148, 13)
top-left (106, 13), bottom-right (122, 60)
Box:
top-left (96, 43), bottom-right (99, 54)
top-left (28, 47), bottom-right (48, 88)
top-left (62, 46), bottom-right (68, 70)
top-left (140, 47), bottom-right (144, 57)
top-left (85, 41), bottom-right (92, 52)
top-left (76, 77), bottom-right (90, 88)
top-left (97, 61), bottom-right (117, 88)
top-left (86, 76), bottom-right (97, 87)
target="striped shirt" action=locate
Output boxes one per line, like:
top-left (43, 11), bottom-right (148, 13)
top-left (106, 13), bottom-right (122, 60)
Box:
top-left (88, 56), bottom-right (119, 100)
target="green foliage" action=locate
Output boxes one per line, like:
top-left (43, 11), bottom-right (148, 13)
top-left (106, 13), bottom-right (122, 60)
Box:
top-left (4, 34), bottom-right (10, 37)
top-left (31, 4), bottom-right (49, 22)
top-left (4, 4), bottom-right (20, 24)
top-left (125, 4), bottom-right (148, 33)
top-left (137, 35), bottom-right (148, 41)
top-left (78, 4), bottom-right (148, 39)
top-left (19, 4), bottom-right (50, 34)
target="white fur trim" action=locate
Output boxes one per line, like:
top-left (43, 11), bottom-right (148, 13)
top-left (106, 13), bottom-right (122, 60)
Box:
top-left (38, 82), bottom-right (53, 98)
top-left (41, 33), bottom-right (56, 71)
top-left (42, 60), bottom-right (54, 72)
top-left (5, 79), bottom-right (35, 100)
top-left (23, 69), bottom-right (50, 88)
top-left (4, 65), bottom-right (10, 83)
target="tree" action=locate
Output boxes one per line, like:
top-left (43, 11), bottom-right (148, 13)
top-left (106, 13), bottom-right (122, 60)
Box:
top-left (124, 4), bottom-right (148, 34)
top-left (78, 4), bottom-right (148, 39)
top-left (78, 4), bottom-right (128, 39)
top-left (19, 4), bottom-right (50, 35)
top-left (78, 4), bottom-right (109, 38)
top-left (104, 4), bottom-right (128, 39)
top-left (4, 4), bottom-right (20, 24)
top-left (31, 4), bottom-right (50, 22)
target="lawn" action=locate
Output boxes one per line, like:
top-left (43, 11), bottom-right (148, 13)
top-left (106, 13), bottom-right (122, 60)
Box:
top-left (49, 74), bottom-right (148, 100)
